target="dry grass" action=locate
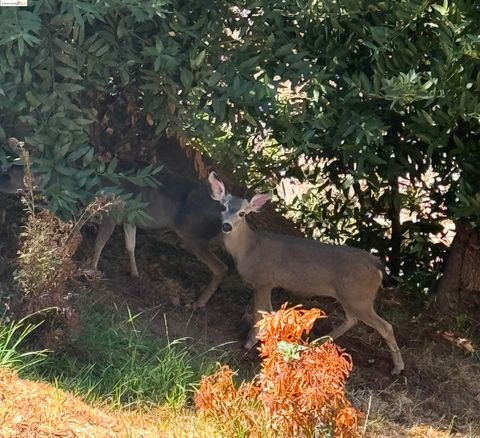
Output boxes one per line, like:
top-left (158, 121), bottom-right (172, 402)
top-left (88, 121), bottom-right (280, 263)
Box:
top-left (349, 337), bottom-right (480, 438)
top-left (0, 369), bottom-right (218, 438)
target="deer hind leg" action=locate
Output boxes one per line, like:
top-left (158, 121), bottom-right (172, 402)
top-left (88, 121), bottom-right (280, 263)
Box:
top-left (91, 216), bottom-right (116, 271)
top-left (244, 285), bottom-right (273, 350)
top-left (123, 223), bottom-right (139, 277)
top-left (327, 312), bottom-right (358, 340)
top-left (185, 239), bottom-right (228, 309)
top-left (356, 305), bottom-right (405, 375)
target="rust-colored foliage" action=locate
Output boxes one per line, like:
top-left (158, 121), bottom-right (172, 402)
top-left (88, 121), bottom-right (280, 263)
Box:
top-left (195, 365), bottom-right (263, 436)
top-left (195, 304), bottom-right (361, 437)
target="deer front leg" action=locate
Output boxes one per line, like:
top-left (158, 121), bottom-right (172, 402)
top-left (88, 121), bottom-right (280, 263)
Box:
top-left (185, 239), bottom-right (228, 309)
top-left (244, 286), bottom-right (273, 350)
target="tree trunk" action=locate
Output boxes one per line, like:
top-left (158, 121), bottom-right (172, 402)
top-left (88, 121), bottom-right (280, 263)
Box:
top-left (436, 220), bottom-right (480, 312)
top-left (387, 176), bottom-right (402, 280)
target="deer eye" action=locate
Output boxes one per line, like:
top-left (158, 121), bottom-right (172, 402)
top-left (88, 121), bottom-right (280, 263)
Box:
top-left (220, 205), bottom-right (227, 212)
top-left (238, 211), bottom-right (245, 217)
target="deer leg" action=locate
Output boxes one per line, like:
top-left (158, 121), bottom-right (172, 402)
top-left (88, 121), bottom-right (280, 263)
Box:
top-left (186, 240), bottom-right (228, 308)
top-left (357, 307), bottom-right (405, 375)
top-left (326, 313), bottom-right (358, 340)
top-left (244, 286), bottom-right (273, 350)
top-left (123, 223), bottom-right (139, 277)
top-left (91, 216), bottom-right (116, 270)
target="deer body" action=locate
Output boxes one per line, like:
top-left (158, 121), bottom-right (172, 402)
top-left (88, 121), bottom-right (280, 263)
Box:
top-left (0, 165), bottom-right (227, 308)
top-left (224, 220), bottom-right (383, 301)
top-left (209, 172), bottom-right (405, 375)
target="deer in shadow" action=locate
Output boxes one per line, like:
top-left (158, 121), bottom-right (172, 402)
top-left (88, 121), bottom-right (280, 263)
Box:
top-left (208, 171), bottom-right (405, 374)
top-left (0, 164), bottom-right (227, 308)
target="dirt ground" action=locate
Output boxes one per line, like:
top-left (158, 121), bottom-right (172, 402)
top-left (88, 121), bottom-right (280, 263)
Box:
top-left (1, 201), bottom-right (479, 437)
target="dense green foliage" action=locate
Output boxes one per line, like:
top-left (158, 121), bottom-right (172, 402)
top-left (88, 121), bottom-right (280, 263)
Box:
top-left (1, 0), bottom-right (479, 293)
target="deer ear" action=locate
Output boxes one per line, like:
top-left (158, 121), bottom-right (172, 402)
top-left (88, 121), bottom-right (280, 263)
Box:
top-left (248, 193), bottom-right (271, 213)
top-left (208, 171), bottom-right (226, 202)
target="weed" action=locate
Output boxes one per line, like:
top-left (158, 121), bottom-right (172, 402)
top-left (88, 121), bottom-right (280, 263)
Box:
top-left (11, 140), bottom-right (119, 348)
top-left (0, 316), bottom-right (46, 372)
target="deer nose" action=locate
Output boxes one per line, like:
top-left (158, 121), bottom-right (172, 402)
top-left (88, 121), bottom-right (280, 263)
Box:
top-left (222, 222), bottom-right (233, 233)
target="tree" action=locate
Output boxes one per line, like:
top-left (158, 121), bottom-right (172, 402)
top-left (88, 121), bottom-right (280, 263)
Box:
top-left (1, 0), bottom-right (479, 310)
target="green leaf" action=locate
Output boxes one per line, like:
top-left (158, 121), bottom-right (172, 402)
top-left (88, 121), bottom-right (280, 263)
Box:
top-left (23, 62), bottom-right (32, 86)
top-left (420, 110), bottom-right (435, 126)
top-left (275, 43), bottom-right (295, 57)
top-left (207, 71), bottom-right (222, 86)
top-left (180, 68), bottom-right (193, 91)
top-left (190, 50), bottom-right (206, 69)
top-left (56, 83), bottom-right (85, 93)
top-left (25, 91), bottom-right (41, 109)
top-left (67, 146), bottom-right (92, 162)
top-left (239, 55), bottom-right (261, 72)
top-left (212, 95), bottom-right (226, 121)
top-left (56, 67), bottom-right (83, 81)
top-left (18, 38), bottom-right (25, 56)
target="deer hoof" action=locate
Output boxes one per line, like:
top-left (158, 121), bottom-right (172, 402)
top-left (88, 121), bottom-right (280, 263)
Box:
top-left (192, 301), bottom-right (206, 311)
top-left (244, 339), bottom-right (257, 350)
top-left (391, 366), bottom-right (404, 376)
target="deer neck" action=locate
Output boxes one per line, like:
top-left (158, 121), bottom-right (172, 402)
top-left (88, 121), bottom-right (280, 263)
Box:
top-left (223, 218), bottom-right (257, 264)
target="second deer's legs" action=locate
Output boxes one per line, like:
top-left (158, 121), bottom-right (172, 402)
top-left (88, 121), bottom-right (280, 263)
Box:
top-left (186, 239), bottom-right (228, 308)
top-left (91, 216), bottom-right (116, 270)
top-left (123, 223), bottom-right (139, 277)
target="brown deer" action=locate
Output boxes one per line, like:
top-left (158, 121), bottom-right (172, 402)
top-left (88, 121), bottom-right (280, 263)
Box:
top-left (0, 164), bottom-right (227, 308)
top-left (208, 172), bottom-right (404, 374)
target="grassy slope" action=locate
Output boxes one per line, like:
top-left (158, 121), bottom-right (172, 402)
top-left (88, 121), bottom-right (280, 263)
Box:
top-left (1, 293), bottom-right (479, 438)
top-left (0, 369), bottom-right (219, 438)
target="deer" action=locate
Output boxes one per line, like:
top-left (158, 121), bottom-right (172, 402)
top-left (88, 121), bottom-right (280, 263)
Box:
top-left (0, 164), bottom-right (227, 309)
top-left (208, 171), bottom-right (405, 375)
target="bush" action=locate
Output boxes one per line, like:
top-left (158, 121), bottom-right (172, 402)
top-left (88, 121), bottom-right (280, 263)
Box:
top-left (195, 304), bottom-right (360, 437)
top-left (12, 142), bottom-right (117, 347)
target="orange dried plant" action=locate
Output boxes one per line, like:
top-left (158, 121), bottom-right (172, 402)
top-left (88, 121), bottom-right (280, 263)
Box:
top-left (195, 304), bottom-right (361, 437)
top-left (195, 365), bottom-right (265, 437)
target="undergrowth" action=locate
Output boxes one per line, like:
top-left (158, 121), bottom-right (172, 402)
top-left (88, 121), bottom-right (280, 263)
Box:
top-left (29, 307), bottom-right (220, 410)
top-left (11, 139), bottom-right (119, 348)
top-left (0, 317), bottom-right (46, 372)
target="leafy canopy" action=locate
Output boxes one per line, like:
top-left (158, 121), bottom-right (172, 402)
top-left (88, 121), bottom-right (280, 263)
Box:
top-left (1, 0), bottom-right (479, 292)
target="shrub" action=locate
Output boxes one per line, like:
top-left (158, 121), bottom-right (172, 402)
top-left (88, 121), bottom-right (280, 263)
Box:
top-left (12, 141), bottom-right (118, 347)
top-left (195, 304), bottom-right (360, 437)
